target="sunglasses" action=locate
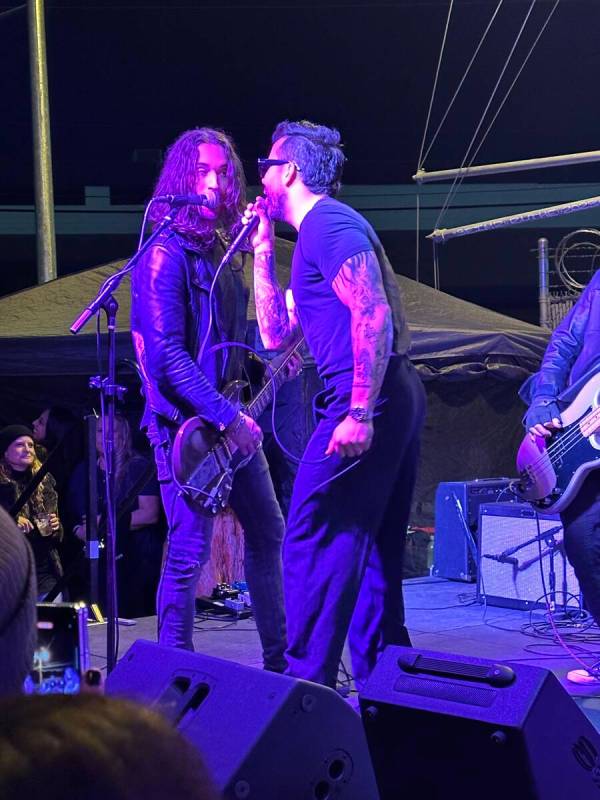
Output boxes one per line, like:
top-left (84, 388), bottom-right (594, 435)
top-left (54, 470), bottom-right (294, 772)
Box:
top-left (257, 158), bottom-right (298, 179)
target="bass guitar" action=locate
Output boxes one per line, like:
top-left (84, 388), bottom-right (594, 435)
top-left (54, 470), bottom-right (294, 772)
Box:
top-left (172, 336), bottom-right (305, 515)
top-left (516, 371), bottom-right (600, 513)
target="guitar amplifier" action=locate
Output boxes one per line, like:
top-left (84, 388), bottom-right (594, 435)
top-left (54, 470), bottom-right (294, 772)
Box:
top-left (477, 502), bottom-right (580, 610)
top-left (432, 478), bottom-right (514, 582)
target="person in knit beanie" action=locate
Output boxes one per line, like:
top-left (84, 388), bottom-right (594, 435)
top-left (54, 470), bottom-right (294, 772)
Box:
top-left (0, 425), bottom-right (63, 599)
top-left (0, 506), bottom-right (36, 695)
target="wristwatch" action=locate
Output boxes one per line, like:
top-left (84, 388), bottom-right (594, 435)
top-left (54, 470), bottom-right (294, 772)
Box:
top-left (348, 406), bottom-right (371, 423)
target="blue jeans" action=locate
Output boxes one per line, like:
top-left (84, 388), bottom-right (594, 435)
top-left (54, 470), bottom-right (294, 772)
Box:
top-left (283, 356), bottom-right (426, 690)
top-left (561, 470), bottom-right (600, 626)
top-left (153, 422), bottom-right (287, 672)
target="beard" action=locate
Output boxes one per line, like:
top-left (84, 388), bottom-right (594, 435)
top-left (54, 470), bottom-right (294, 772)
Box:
top-left (264, 187), bottom-right (286, 223)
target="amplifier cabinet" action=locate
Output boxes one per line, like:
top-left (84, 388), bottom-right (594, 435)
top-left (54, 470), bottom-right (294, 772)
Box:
top-left (432, 478), bottom-right (513, 582)
top-left (477, 502), bottom-right (580, 610)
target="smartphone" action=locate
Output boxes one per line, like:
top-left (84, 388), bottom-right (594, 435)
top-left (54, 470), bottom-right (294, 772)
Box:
top-left (24, 602), bottom-right (90, 695)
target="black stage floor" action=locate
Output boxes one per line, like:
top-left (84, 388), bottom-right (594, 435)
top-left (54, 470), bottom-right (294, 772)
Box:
top-left (89, 576), bottom-right (600, 729)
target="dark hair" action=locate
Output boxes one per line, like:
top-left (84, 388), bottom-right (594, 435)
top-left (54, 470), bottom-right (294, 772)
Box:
top-left (271, 120), bottom-right (346, 196)
top-left (0, 694), bottom-right (221, 800)
top-left (148, 127), bottom-right (246, 243)
top-left (35, 407), bottom-right (84, 495)
top-left (42, 407), bottom-right (79, 450)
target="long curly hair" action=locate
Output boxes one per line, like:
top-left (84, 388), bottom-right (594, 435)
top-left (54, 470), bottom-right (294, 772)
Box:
top-left (148, 128), bottom-right (246, 246)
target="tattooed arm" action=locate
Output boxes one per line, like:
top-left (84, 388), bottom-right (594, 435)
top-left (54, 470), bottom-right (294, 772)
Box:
top-left (253, 248), bottom-right (296, 349)
top-left (325, 249), bottom-right (393, 457)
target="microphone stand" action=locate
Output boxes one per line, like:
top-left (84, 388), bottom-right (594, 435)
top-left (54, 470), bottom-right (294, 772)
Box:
top-left (70, 203), bottom-right (178, 673)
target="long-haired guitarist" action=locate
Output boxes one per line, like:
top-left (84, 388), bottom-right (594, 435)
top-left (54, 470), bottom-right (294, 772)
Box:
top-left (520, 267), bottom-right (600, 683)
top-left (130, 128), bottom-right (287, 670)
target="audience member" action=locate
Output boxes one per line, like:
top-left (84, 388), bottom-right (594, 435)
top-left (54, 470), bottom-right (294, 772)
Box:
top-left (68, 414), bottom-right (163, 617)
top-left (0, 694), bottom-right (221, 800)
top-left (32, 407), bottom-right (86, 599)
top-left (0, 507), bottom-right (36, 696)
top-left (32, 406), bottom-right (84, 504)
top-left (0, 426), bottom-right (63, 600)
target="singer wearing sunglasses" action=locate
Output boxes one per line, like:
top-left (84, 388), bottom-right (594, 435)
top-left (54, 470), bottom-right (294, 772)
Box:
top-left (130, 128), bottom-right (287, 670)
top-left (247, 120), bottom-right (426, 694)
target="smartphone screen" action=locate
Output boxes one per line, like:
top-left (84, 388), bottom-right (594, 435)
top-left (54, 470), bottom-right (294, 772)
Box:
top-left (24, 603), bottom-right (90, 695)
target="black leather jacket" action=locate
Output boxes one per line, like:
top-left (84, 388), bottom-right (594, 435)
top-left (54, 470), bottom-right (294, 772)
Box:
top-left (520, 267), bottom-right (600, 408)
top-left (131, 228), bottom-right (248, 432)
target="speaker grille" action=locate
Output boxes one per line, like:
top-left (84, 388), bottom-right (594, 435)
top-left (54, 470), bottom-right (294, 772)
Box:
top-left (413, 655), bottom-right (490, 679)
top-left (393, 675), bottom-right (497, 707)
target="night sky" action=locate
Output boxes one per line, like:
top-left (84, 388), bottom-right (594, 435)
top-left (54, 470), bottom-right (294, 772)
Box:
top-left (2, 0), bottom-right (600, 316)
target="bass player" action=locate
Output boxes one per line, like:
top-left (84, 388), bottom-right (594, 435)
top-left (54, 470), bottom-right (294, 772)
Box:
top-left (520, 266), bottom-right (600, 683)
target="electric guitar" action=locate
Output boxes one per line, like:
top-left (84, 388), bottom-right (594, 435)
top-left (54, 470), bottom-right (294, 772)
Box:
top-left (172, 336), bottom-right (305, 515)
top-left (516, 370), bottom-right (600, 513)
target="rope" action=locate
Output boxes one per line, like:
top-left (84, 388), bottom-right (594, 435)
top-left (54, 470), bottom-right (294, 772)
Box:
top-left (416, 0), bottom-right (455, 171)
top-left (434, 0), bottom-right (539, 232)
top-left (419, 0), bottom-right (504, 169)
top-left (455, 0), bottom-right (561, 192)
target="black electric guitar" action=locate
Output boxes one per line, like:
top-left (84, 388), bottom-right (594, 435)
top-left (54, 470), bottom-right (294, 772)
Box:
top-left (172, 336), bottom-right (305, 514)
top-left (516, 370), bottom-right (600, 513)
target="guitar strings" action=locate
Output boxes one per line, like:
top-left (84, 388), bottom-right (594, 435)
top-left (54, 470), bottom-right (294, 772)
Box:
top-left (528, 408), bottom-right (597, 470)
top-left (522, 412), bottom-right (599, 483)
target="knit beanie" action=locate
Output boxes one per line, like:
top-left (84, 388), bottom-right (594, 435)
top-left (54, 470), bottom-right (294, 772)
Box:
top-left (0, 507), bottom-right (36, 695)
top-left (0, 426), bottom-right (34, 458)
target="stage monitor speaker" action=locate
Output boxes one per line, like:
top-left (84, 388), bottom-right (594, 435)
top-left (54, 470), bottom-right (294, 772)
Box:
top-left (106, 640), bottom-right (378, 800)
top-left (478, 501), bottom-right (580, 610)
top-left (360, 645), bottom-right (600, 800)
top-left (432, 478), bottom-right (513, 582)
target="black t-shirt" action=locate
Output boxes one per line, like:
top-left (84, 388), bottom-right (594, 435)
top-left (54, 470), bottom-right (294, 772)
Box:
top-left (290, 197), bottom-right (410, 390)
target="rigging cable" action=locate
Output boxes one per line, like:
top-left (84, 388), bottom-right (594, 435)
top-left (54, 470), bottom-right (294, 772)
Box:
top-left (418, 0), bottom-right (504, 171)
top-left (434, 0), bottom-right (539, 233)
top-left (459, 0), bottom-right (561, 190)
top-left (415, 0), bottom-right (454, 282)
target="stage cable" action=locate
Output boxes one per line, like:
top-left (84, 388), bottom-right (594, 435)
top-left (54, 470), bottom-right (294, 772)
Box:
top-left (532, 512), bottom-right (600, 679)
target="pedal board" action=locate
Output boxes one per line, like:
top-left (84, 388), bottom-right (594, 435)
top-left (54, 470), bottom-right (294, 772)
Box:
top-left (195, 596), bottom-right (253, 618)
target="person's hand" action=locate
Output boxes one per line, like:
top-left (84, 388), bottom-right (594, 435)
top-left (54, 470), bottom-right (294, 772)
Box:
top-left (525, 398), bottom-right (562, 440)
top-left (73, 513), bottom-right (102, 541)
top-left (49, 513), bottom-right (60, 532)
top-left (226, 412), bottom-right (263, 457)
top-left (268, 350), bottom-right (303, 382)
top-left (17, 516), bottom-right (34, 533)
top-left (243, 197), bottom-right (274, 254)
top-left (325, 416), bottom-right (374, 458)
top-left (73, 519), bottom-right (87, 542)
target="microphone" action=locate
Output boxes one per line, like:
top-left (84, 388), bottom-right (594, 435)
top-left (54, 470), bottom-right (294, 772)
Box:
top-left (152, 193), bottom-right (219, 210)
top-left (483, 553), bottom-right (519, 567)
top-left (222, 214), bottom-right (260, 262)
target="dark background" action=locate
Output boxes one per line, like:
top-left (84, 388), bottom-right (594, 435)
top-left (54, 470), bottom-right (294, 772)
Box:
top-left (2, 0), bottom-right (599, 320)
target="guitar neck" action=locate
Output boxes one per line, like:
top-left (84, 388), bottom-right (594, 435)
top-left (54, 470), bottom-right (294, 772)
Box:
top-left (247, 337), bottom-right (306, 421)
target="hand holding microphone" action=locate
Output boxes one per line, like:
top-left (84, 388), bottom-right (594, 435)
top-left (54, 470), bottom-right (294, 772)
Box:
top-left (243, 197), bottom-right (275, 256)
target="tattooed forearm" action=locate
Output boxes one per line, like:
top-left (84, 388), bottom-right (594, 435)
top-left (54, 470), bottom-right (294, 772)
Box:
top-left (253, 250), bottom-right (294, 349)
top-left (332, 250), bottom-right (393, 413)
